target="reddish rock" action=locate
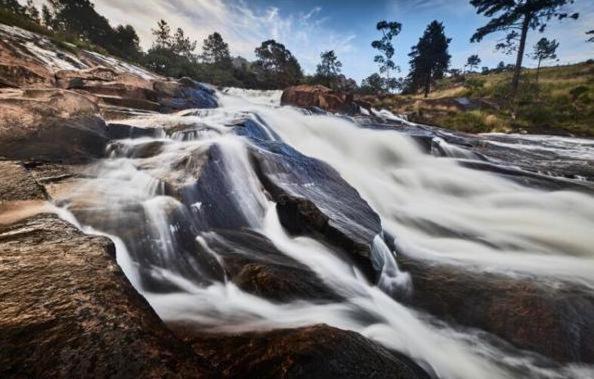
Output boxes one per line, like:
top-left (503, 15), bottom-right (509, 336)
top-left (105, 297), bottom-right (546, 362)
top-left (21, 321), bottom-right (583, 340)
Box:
top-left (0, 88), bottom-right (108, 162)
top-left (0, 214), bottom-right (212, 378)
top-left (281, 85), bottom-right (357, 113)
top-left (176, 324), bottom-right (429, 379)
top-left (398, 254), bottom-right (594, 364)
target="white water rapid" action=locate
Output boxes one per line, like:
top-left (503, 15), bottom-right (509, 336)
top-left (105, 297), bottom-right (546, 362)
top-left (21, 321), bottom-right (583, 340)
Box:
top-left (56, 88), bottom-right (594, 379)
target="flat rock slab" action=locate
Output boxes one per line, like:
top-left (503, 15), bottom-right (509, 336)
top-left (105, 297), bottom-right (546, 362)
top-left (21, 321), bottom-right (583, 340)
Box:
top-left (0, 214), bottom-right (211, 378)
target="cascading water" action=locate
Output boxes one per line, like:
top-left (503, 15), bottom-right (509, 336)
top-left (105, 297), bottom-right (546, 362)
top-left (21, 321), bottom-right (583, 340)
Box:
top-left (55, 87), bottom-right (594, 379)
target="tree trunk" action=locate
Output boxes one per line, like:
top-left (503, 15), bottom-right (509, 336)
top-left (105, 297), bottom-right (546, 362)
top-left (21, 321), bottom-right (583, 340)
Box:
top-left (511, 14), bottom-right (531, 98)
top-left (424, 71), bottom-right (431, 98)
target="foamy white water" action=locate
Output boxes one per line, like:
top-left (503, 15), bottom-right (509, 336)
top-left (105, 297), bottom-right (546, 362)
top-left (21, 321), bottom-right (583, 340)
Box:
top-left (54, 87), bottom-right (594, 379)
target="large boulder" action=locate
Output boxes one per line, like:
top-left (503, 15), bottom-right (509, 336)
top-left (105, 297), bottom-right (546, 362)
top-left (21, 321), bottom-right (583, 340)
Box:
top-left (249, 139), bottom-right (383, 281)
top-left (176, 324), bottom-right (430, 379)
top-left (281, 85), bottom-right (357, 114)
top-left (154, 77), bottom-right (218, 111)
top-left (398, 254), bottom-right (594, 364)
top-left (201, 229), bottom-right (341, 303)
top-left (0, 88), bottom-right (109, 163)
top-left (0, 214), bottom-right (212, 377)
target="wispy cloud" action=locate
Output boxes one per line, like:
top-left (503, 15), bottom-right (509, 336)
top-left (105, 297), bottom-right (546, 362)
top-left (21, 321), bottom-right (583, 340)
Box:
top-left (77, 0), bottom-right (354, 75)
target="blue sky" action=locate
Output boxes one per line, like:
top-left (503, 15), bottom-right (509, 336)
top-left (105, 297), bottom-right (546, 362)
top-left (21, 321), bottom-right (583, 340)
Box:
top-left (32, 0), bottom-right (594, 82)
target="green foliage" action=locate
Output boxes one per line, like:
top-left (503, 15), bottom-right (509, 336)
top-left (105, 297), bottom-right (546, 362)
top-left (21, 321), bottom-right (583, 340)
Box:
top-left (470, 0), bottom-right (579, 95)
top-left (254, 39), bottom-right (303, 89)
top-left (202, 32), bottom-right (231, 67)
top-left (371, 20), bottom-right (401, 90)
top-left (465, 54), bottom-right (481, 71)
top-left (406, 20), bottom-right (451, 97)
top-left (314, 50), bottom-right (344, 90)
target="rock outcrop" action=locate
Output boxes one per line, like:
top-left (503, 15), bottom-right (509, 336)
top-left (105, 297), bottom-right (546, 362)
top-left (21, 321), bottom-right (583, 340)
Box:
top-left (0, 88), bottom-right (109, 163)
top-left (281, 85), bottom-right (358, 114)
top-left (0, 214), bottom-right (213, 378)
top-left (398, 254), bottom-right (594, 364)
top-left (177, 324), bottom-right (430, 379)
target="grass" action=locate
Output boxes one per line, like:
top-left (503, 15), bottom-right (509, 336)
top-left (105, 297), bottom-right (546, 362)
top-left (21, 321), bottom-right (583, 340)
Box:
top-left (370, 62), bottom-right (594, 137)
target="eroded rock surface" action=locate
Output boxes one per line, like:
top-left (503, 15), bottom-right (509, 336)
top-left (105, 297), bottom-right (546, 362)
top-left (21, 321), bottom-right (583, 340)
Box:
top-left (281, 84), bottom-right (358, 114)
top-left (177, 324), bottom-right (430, 379)
top-left (0, 214), bottom-right (212, 378)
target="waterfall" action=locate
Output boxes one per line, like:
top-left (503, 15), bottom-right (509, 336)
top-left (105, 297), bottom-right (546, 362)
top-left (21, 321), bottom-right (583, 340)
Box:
top-left (54, 87), bottom-right (594, 379)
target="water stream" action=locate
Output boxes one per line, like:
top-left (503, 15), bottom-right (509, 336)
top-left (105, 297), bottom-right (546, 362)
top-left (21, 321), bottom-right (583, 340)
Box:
top-left (56, 88), bottom-right (594, 379)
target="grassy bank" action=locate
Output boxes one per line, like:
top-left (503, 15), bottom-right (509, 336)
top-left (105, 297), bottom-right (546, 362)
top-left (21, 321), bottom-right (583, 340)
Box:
top-left (364, 62), bottom-right (594, 137)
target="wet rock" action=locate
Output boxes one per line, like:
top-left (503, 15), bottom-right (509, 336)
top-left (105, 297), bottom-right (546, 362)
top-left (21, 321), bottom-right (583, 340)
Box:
top-left (155, 77), bottom-right (218, 111)
top-left (98, 94), bottom-right (161, 112)
top-left (0, 214), bottom-right (212, 377)
top-left (281, 85), bottom-right (358, 114)
top-left (177, 324), bottom-right (430, 379)
top-left (250, 140), bottom-right (382, 280)
top-left (0, 88), bottom-right (108, 163)
top-left (202, 230), bottom-right (341, 302)
top-left (106, 122), bottom-right (158, 139)
top-left (398, 255), bottom-right (594, 364)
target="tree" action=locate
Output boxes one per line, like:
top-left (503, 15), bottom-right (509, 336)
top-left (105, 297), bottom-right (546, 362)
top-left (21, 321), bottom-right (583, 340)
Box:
top-left (587, 30), bottom-right (594, 43)
top-left (254, 39), bottom-right (303, 89)
top-left (202, 32), bottom-right (231, 67)
top-left (406, 20), bottom-right (451, 97)
top-left (41, 5), bottom-right (54, 28)
top-left (315, 50), bottom-right (343, 89)
top-left (465, 54), bottom-right (482, 72)
top-left (25, 0), bottom-right (40, 23)
top-left (371, 20), bottom-right (402, 90)
top-left (172, 27), bottom-right (196, 58)
top-left (532, 37), bottom-right (558, 83)
top-left (0, 0), bottom-right (26, 16)
top-left (470, 0), bottom-right (579, 98)
top-left (360, 73), bottom-right (385, 94)
top-left (48, 0), bottom-right (114, 47)
top-left (152, 19), bottom-right (172, 48)
top-left (112, 24), bottom-right (141, 61)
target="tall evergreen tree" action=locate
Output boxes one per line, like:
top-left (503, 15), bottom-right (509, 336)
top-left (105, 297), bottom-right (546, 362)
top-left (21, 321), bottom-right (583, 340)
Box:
top-left (254, 39), bottom-right (303, 89)
top-left (470, 0), bottom-right (579, 98)
top-left (371, 20), bottom-right (402, 91)
top-left (112, 24), bottom-right (141, 60)
top-left (406, 20), bottom-right (451, 97)
top-left (465, 54), bottom-right (481, 72)
top-left (152, 19), bottom-right (172, 49)
top-left (532, 37), bottom-right (558, 83)
top-left (172, 27), bottom-right (196, 58)
top-left (202, 32), bottom-right (231, 67)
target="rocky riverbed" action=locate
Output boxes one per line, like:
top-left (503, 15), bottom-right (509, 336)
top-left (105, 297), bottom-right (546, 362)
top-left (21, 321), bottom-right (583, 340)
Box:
top-left (1, 24), bottom-right (594, 379)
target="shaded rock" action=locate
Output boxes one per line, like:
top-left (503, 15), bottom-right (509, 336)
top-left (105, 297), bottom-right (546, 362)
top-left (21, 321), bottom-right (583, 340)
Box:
top-left (177, 324), bottom-right (429, 379)
top-left (106, 122), bottom-right (158, 139)
top-left (250, 140), bottom-right (382, 280)
top-left (398, 255), bottom-right (594, 364)
top-left (0, 161), bottom-right (46, 201)
top-left (0, 88), bottom-right (108, 163)
top-left (202, 230), bottom-right (341, 303)
top-left (98, 94), bottom-right (161, 112)
top-left (281, 85), bottom-right (357, 114)
top-left (155, 78), bottom-right (218, 111)
top-left (0, 214), bottom-right (212, 378)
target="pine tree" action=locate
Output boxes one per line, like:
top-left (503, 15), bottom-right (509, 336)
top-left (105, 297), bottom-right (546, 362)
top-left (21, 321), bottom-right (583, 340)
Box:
top-left (152, 19), bottom-right (172, 49)
top-left (172, 27), bottom-right (196, 58)
top-left (406, 20), bottom-right (451, 97)
top-left (470, 0), bottom-right (579, 98)
top-left (532, 37), bottom-right (558, 83)
top-left (371, 20), bottom-right (402, 91)
top-left (465, 54), bottom-right (481, 72)
top-left (202, 32), bottom-right (231, 67)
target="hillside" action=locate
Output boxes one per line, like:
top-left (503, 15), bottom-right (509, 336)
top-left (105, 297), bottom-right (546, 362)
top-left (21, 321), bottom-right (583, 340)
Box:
top-left (363, 62), bottom-right (594, 138)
